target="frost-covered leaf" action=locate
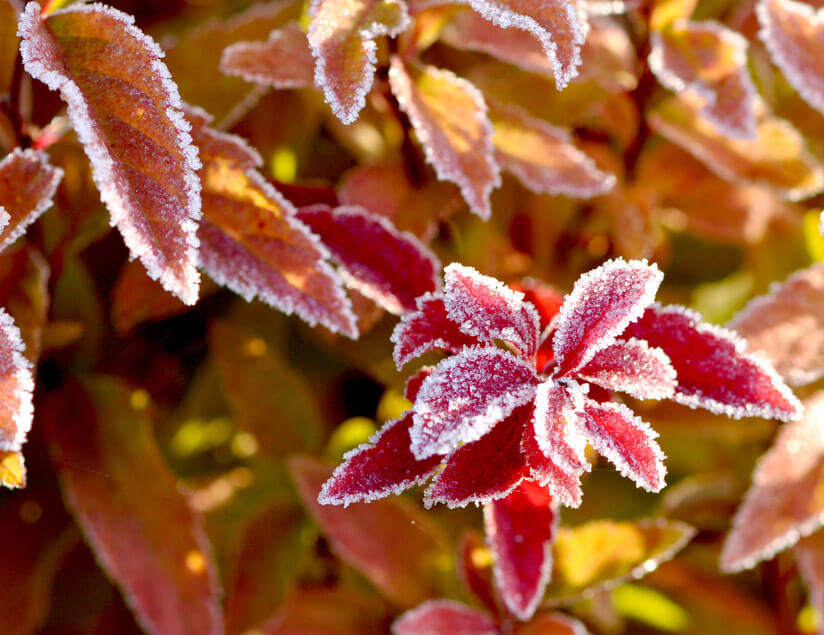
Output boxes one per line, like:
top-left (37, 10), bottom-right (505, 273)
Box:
top-left (649, 20), bottom-right (758, 139)
top-left (296, 204), bottom-right (441, 314)
top-left (319, 412), bottom-right (442, 506)
top-left (289, 456), bottom-right (447, 607)
top-left (729, 263), bottom-right (824, 386)
top-left (308, 0), bottom-right (410, 124)
top-left (522, 417), bottom-right (584, 508)
top-left (579, 399), bottom-right (666, 492)
top-left (388, 57), bottom-right (500, 219)
top-left (0, 0), bottom-right (20, 97)
top-left (220, 22), bottom-right (314, 89)
top-left (531, 381), bottom-right (587, 478)
top-left (511, 279), bottom-right (564, 331)
top-left (0, 308), bottom-right (32, 454)
top-left (19, 2), bottom-right (202, 304)
top-left (411, 346), bottom-right (539, 459)
top-left (0, 245), bottom-right (48, 363)
top-left (721, 393), bottom-right (824, 572)
top-left (794, 531), bottom-right (824, 628)
top-left (648, 95), bottom-right (824, 201)
top-left (0, 148), bottom-right (62, 252)
top-left (405, 366), bottom-right (435, 402)
top-left (443, 263), bottom-right (540, 356)
top-left (393, 599), bottom-right (497, 635)
top-left (425, 405), bottom-right (529, 508)
top-left (485, 480), bottom-right (556, 620)
top-left (625, 304), bottom-right (802, 421)
top-left (42, 377), bottom-right (223, 635)
top-left (578, 338), bottom-right (677, 400)
top-left (188, 109), bottom-right (358, 338)
top-left (552, 258), bottom-right (663, 376)
top-left (489, 103), bottom-right (616, 197)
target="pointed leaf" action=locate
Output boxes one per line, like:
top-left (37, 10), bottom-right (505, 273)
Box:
top-left (19, 2), bottom-right (202, 304)
top-left (793, 532), bottom-right (824, 629)
top-left (578, 338), bottom-right (677, 400)
top-left (411, 346), bottom-right (539, 459)
top-left (522, 417), bottom-right (583, 508)
top-left (188, 110), bottom-right (358, 338)
top-left (391, 293), bottom-right (480, 369)
top-left (319, 411), bottom-right (442, 506)
top-left (649, 20), bottom-right (758, 139)
top-left (624, 304), bottom-right (802, 421)
top-left (42, 377), bottom-right (223, 635)
top-left (510, 278), bottom-right (564, 331)
top-left (552, 258), bottom-right (663, 376)
top-left (308, 0), bottom-right (410, 124)
top-left (721, 393), bottom-right (824, 572)
top-left (729, 263), bottom-right (824, 386)
top-left (0, 148), bottom-right (62, 252)
top-left (0, 0), bottom-right (20, 97)
top-left (485, 480), bottom-right (557, 620)
top-left (393, 600), bottom-right (497, 635)
top-left (296, 204), bottom-right (441, 314)
top-left (389, 57), bottom-right (501, 219)
top-left (443, 263), bottom-right (541, 356)
top-left (220, 22), bottom-right (314, 89)
top-left (531, 381), bottom-right (587, 477)
top-left (405, 365), bottom-right (435, 401)
top-left (0, 308), bottom-right (32, 453)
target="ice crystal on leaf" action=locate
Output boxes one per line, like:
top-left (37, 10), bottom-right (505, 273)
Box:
top-left (0, 308), bottom-right (33, 454)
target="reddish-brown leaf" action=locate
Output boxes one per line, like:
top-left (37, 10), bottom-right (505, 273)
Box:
top-left (258, 587), bottom-right (388, 634)
top-left (110, 260), bottom-right (189, 335)
top-left (393, 599), bottom-right (498, 635)
top-left (514, 613), bottom-right (590, 635)
top-left (19, 2), bottom-right (202, 304)
top-left (0, 0), bottom-right (21, 97)
top-left (0, 308), bottom-right (32, 454)
top-left (42, 377), bottom-right (223, 635)
top-left (0, 245), bottom-right (49, 363)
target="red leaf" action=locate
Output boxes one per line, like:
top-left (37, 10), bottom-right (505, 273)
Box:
top-left (0, 148), bottom-right (62, 252)
top-left (319, 412), bottom-right (443, 506)
top-left (393, 599), bottom-right (498, 635)
top-left (510, 278), bottom-right (563, 332)
top-left (19, 2), bottom-right (202, 304)
top-left (295, 204), bottom-right (441, 314)
top-left (308, 0), bottom-right (410, 124)
top-left (729, 263), bottom-right (824, 386)
top-left (391, 293), bottom-right (480, 368)
top-left (514, 613), bottom-right (590, 635)
top-left (625, 304), bottom-right (802, 421)
top-left (579, 398), bottom-right (666, 492)
top-left (388, 57), bottom-right (501, 219)
top-left (521, 419), bottom-right (583, 508)
top-left (530, 381), bottom-right (587, 478)
top-left (457, 531), bottom-right (500, 617)
top-left (577, 338), bottom-right (677, 400)
top-left (425, 406), bottom-right (528, 508)
top-left (411, 346), bottom-right (539, 459)
top-left (220, 22), bottom-right (314, 89)
top-left (405, 365), bottom-right (435, 401)
top-left (485, 480), bottom-right (557, 620)
top-left (444, 263), bottom-right (541, 357)
top-left (0, 308), bottom-right (32, 453)
top-left (721, 394), bottom-right (824, 572)
top-left (42, 377), bottom-right (223, 635)
top-left (552, 258), bottom-right (663, 376)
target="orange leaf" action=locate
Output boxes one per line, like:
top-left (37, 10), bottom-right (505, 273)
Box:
top-left (19, 2), bottom-right (202, 304)
top-left (0, 308), bottom-right (32, 454)
top-left (389, 57), bottom-right (500, 219)
top-left (0, 449), bottom-right (24, 488)
top-left (42, 376), bottom-right (223, 635)
top-left (258, 587), bottom-right (387, 634)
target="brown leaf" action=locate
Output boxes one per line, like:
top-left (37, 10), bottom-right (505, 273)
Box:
top-left (19, 3), bottom-right (202, 304)
top-left (258, 587), bottom-right (387, 634)
top-left (0, 245), bottom-right (48, 363)
top-left (42, 376), bottom-right (223, 635)
top-left (0, 0), bottom-right (21, 97)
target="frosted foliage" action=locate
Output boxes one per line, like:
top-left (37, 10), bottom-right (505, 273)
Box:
top-left (388, 58), bottom-right (501, 220)
top-left (411, 346), bottom-right (538, 459)
top-left (220, 23), bottom-right (315, 89)
top-left (649, 20), bottom-right (758, 139)
top-left (521, 421), bottom-right (584, 507)
top-left (580, 399), bottom-right (666, 492)
top-left (0, 148), bottom-right (63, 252)
top-left (730, 262), bottom-right (824, 386)
top-left (0, 309), bottom-right (33, 452)
top-left (308, 0), bottom-right (410, 124)
top-left (393, 600), bottom-right (498, 635)
top-left (18, 1), bottom-right (202, 304)
top-left (578, 338), bottom-right (677, 400)
top-left (552, 258), bottom-right (663, 376)
top-left (183, 105), bottom-right (262, 171)
top-left (531, 380), bottom-right (588, 475)
top-left (444, 263), bottom-right (540, 356)
top-left (721, 394), bottom-right (824, 572)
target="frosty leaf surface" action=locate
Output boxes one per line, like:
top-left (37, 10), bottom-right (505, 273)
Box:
top-left (0, 308), bottom-right (32, 453)
top-left (729, 263), bottom-right (824, 386)
top-left (510, 278), bottom-right (564, 331)
top-left (625, 304), bottom-right (802, 421)
top-left (19, 2), bottom-right (202, 304)
top-left (522, 418), bottom-right (584, 507)
top-left (296, 204), bottom-right (441, 314)
top-left (577, 338), bottom-right (677, 400)
top-left (42, 377), bottom-right (222, 635)
top-left (552, 258), bottom-right (663, 376)
top-left (484, 480), bottom-right (556, 620)
top-left (393, 599), bottom-right (497, 635)
top-left (220, 22), bottom-right (314, 89)
top-left (405, 366), bottom-right (435, 402)
top-left (531, 381), bottom-right (587, 477)
top-left (443, 263), bottom-right (540, 356)
top-left (0, 148), bottom-right (62, 252)
top-left (489, 103), bottom-right (616, 197)
top-left (388, 57), bottom-right (501, 219)
top-left (649, 20), bottom-right (758, 139)
top-left (411, 346), bottom-right (539, 459)
top-left (308, 0), bottom-right (410, 124)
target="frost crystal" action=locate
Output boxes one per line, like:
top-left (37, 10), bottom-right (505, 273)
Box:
top-left (0, 309), bottom-right (33, 452)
